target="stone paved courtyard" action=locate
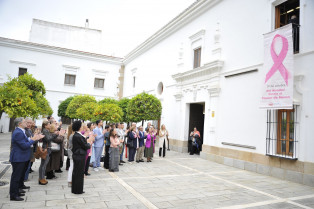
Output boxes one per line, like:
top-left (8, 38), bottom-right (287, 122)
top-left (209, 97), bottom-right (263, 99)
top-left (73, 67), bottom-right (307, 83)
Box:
top-left (0, 133), bottom-right (314, 209)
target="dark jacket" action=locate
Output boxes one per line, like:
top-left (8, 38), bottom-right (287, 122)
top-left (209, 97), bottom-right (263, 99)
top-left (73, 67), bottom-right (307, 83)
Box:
top-left (46, 134), bottom-right (64, 172)
top-left (138, 131), bottom-right (146, 147)
top-left (128, 131), bottom-right (138, 148)
top-left (42, 128), bottom-right (57, 149)
top-left (10, 128), bottom-right (35, 162)
top-left (72, 132), bottom-right (91, 157)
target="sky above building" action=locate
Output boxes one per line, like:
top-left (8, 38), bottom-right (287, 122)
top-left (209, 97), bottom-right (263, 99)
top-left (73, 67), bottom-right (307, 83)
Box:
top-left (0, 0), bottom-right (195, 57)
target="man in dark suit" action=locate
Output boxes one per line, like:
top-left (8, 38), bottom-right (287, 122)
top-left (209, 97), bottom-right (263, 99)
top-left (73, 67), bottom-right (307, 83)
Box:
top-left (24, 118), bottom-right (35, 182)
top-left (9, 117), bottom-right (43, 201)
top-left (136, 126), bottom-right (146, 163)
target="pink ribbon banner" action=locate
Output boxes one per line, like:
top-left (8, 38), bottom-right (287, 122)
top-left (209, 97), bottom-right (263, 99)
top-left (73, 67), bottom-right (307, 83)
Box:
top-left (265, 34), bottom-right (289, 85)
top-left (260, 24), bottom-right (294, 109)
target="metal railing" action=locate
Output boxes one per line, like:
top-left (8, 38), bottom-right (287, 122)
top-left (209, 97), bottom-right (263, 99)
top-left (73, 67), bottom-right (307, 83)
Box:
top-left (292, 23), bottom-right (300, 54)
top-left (266, 105), bottom-right (299, 160)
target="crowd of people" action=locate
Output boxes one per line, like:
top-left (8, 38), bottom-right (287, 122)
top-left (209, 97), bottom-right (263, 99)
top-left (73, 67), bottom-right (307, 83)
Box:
top-left (9, 116), bottom-right (170, 200)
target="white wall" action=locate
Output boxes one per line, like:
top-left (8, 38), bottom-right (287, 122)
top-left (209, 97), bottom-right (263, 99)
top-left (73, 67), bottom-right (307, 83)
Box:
top-left (30, 19), bottom-right (102, 53)
top-left (123, 0), bottom-right (314, 162)
top-left (0, 40), bottom-right (121, 132)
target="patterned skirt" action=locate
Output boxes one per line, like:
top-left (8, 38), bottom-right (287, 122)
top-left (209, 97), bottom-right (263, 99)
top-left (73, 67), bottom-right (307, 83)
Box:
top-left (109, 147), bottom-right (119, 172)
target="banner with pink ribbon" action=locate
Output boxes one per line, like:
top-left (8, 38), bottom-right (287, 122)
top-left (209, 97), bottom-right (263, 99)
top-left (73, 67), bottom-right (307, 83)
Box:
top-left (260, 24), bottom-right (294, 109)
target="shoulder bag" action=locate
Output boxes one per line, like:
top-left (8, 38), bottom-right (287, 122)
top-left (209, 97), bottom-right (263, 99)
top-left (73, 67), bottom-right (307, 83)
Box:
top-left (34, 142), bottom-right (48, 160)
top-left (51, 142), bottom-right (60, 152)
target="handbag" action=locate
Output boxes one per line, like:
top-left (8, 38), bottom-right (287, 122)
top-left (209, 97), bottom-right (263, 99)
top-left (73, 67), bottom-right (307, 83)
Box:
top-left (51, 142), bottom-right (60, 152)
top-left (34, 142), bottom-right (47, 160)
top-left (64, 148), bottom-right (68, 156)
top-left (126, 137), bottom-right (133, 148)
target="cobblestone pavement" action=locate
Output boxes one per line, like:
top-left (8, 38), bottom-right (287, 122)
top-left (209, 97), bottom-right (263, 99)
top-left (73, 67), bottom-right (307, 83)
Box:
top-left (0, 133), bottom-right (314, 209)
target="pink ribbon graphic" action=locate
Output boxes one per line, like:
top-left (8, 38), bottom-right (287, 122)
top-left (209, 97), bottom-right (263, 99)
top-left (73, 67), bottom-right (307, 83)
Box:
top-left (265, 34), bottom-right (289, 85)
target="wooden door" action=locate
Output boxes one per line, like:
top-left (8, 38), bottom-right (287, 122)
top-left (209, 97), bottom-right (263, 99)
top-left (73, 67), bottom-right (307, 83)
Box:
top-left (277, 109), bottom-right (294, 155)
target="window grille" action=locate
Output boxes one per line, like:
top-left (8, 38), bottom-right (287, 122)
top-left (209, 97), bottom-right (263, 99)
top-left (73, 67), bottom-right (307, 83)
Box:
top-left (266, 105), bottom-right (299, 159)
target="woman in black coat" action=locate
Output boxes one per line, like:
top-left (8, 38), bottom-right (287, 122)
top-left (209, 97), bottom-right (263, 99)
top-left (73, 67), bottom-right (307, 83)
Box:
top-left (71, 121), bottom-right (94, 194)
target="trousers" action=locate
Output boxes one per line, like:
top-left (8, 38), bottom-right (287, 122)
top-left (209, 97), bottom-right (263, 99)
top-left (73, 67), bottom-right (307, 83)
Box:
top-left (136, 146), bottom-right (145, 161)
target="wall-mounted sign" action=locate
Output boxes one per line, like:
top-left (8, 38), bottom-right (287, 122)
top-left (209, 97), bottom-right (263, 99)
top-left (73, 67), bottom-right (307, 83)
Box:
top-left (260, 24), bottom-right (294, 109)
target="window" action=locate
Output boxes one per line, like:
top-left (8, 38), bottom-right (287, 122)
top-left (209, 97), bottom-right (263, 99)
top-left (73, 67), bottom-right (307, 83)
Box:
top-left (277, 109), bottom-right (295, 155)
top-left (94, 78), bottom-right (104, 89)
top-left (266, 106), bottom-right (299, 159)
top-left (18, 68), bottom-right (27, 76)
top-left (275, 0), bottom-right (300, 53)
top-left (133, 76), bottom-right (136, 88)
top-left (64, 74), bottom-right (76, 85)
top-left (193, 48), bottom-right (201, 68)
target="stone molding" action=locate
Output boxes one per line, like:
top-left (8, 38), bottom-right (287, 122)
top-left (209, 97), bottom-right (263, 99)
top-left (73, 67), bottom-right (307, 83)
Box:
top-left (172, 59), bottom-right (223, 99)
top-left (0, 37), bottom-right (122, 65)
top-left (9, 60), bottom-right (36, 66)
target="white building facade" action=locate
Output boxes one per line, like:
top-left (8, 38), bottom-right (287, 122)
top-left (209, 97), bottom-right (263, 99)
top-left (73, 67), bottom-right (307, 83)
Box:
top-left (122, 0), bottom-right (314, 186)
top-left (0, 20), bottom-right (122, 132)
top-left (0, 0), bottom-right (313, 186)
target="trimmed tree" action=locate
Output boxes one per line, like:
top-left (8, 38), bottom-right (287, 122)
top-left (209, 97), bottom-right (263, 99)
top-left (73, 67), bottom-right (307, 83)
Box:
top-left (98, 98), bottom-right (118, 105)
top-left (127, 92), bottom-right (162, 124)
top-left (118, 98), bottom-right (130, 123)
top-left (76, 102), bottom-right (99, 121)
top-left (34, 93), bottom-right (53, 118)
top-left (0, 74), bottom-right (52, 119)
top-left (66, 95), bottom-right (96, 119)
top-left (94, 103), bottom-right (123, 123)
top-left (58, 96), bottom-right (74, 118)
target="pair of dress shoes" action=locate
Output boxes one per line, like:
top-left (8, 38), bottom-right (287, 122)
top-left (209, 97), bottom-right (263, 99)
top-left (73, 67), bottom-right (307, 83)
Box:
top-left (10, 196), bottom-right (24, 201)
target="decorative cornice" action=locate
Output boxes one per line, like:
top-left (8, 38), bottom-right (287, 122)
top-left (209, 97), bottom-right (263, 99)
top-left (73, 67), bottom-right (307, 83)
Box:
top-left (223, 63), bottom-right (262, 77)
top-left (63, 64), bottom-right (80, 69)
top-left (123, 0), bottom-right (222, 64)
top-left (92, 69), bottom-right (108, 74)
top-left (173, 59), bottom-right (223, 98)
top-left (0, 37), bottom-right (123, 65)
top-left (189, 29), bottom-right (206, 42)
top-left (172, 60), bottom-right (223, 83)
top-left (9, 60), bottom-right (36, 66)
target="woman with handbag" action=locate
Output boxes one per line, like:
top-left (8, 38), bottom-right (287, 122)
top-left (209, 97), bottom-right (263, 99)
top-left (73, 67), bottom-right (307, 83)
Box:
top-left (46, 123), bottom-right (65, 179)
top-left (38, 121), bottom-right (57, 185)
top-left (72, 120), bottom-right (94, 194)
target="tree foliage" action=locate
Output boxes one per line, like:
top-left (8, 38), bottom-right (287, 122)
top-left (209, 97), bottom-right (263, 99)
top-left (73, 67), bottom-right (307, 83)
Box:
top-left (127, 92), bottom-right (162, 122)
top-left (94, 103), bottom-right (123, 123)
top-left (118, 98), bottom-right (130, 122)
top-left (33, 93), bottom-right (53, 117)
top-left (66, 95), bottom-right (96, 119)
top-left (98, 98), bottom-right (118, 105)
top-left (0, 73), bottom-right (52, 119)
top-left (76, 102), bottom-right (98, 121)
top-left (58, 96), bottom-right (74, 117)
